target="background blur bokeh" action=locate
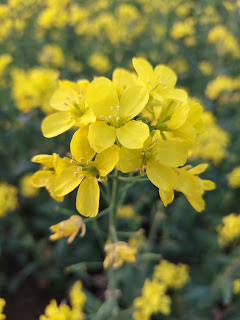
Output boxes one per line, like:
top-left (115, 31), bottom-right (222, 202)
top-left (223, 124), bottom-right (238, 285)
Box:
top-left (0, 0), bottom-right (240, 319)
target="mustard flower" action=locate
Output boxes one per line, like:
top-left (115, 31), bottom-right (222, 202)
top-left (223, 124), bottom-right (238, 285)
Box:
top-left (85, 77), bottom-right (149, 152)
top-left (117, 133), bottom-right (189, 192)
top-left (49, 215), bottom-right (86, 244)
top-left (217, 213), bottom-right (240, 246)
top-left (0, 182), bottom-right (18, 217)
top-left (54, 126), bottom-right (119, 216)
top-left (228, 166), bottom-right (240, 188)
top-left (132, 57), bottom-right (187, 102)
top-left (42, 80), bottom-right (96, 138)
top-left (20, 173), bottom-right (39, 198)
top-left (0, 298), bottom-right (6, 320)
top-left (31, 153), bottom-right (72, 202)
top-left (104, 241), bottom-right (136, 269)
top-left (233, 279), bottom-right (240, 294)
top-left (159, 163), bottom-right (216, 212)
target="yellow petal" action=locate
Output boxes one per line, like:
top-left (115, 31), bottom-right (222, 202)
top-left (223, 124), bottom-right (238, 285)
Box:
top-left (202, 180), bottom-right (216, 190)
top-left (168, 103), bottom-right (190, 130)
top-left (70, 126), bottom-right (95, 165)
top-left (94, 145), bottom-right (119, 176)
top-left (31, 170), bottom-right (52, 187)
top-left (74, 108), bottom-right (96, 126)
top-left (85, 77), bottom-right (119, 118)
top-left (185, 193), bottom-right (205, 212)
top-left (175, 170), bottom-right (203, 197)
top-left (76, 177), bottom-right (100, 217)
top-left (117, 147), bottom-right (142, 173)
top-left (154, 65), bottom-right (177, 88)
top-left (88, 121), bottom-right (116, 153)
top-left (116, 121), bottom-right (149, 149)
top-left (188, 164), bottom-right (208, 175)
top-left (146, 159), bottom-right (177, 190)
top-left (50, 87), bottom-right (79, 111)
top-left (41, 112), bottom-right (75, 138)
top-left (154, 88), bottom-right (187, 102)
top-left (132, 57), bottom-right (154, 82)
top-left (119, 85), bottom-right (149, 119)
top-left (188, 103), bottom-right (203, 125)
top-left (31, 154), bottom-right (54, 167)
top-left (174, 121), bottom-right (196, 143)
top-left (46, 175), bottom-right (64, 202)
top-left (112, 68), bottom-right (137, 93)
top-left (159, 188), bottom-right (174, 206)
top-left (54, 166), bottom-right (82, 196)
top-left (152, 140), bottom-right (189, 167)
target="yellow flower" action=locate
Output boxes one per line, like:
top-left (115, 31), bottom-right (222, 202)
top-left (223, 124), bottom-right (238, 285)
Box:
top-left (104, 241), bottom-right (136, 269)
top-left (0, 298), bottom-right (6, 320)
top-left (159, 163), bottom-right (216, 212)
top-left (42, 80), bottom-right (96, 138)
top-left (85, 77), bottom-right (149, 152)
top-left (20, 173), bottom-right (39, 198)
top-left (228, 166), bottom-right (240, 188)
top-left (0, 182), bottom-right (18, 217)
top-left (38, 44), bottom-right (65, 68)
top-left (153, 259), bottom-right (190, 289)
top-left (88, 52), bottom-right (111, 73)
top-left (39, 299), bottom-right (72, 320)
top-left (233, 279), bottom-right (240, 294)
top-left (53, 126), bottom-right (119, 217)
top-left (49, 215), bottom-right (86, 244)
top-left (117, 133), bottom-right (189, 192)
top-left (217, 213), bottom-right (240, 246)
top-left (31, 153), bottom-right (72, 202)
top-left (133, 279), bottom-right (171, 318)
top-left (132, 57), bottom-right (187, 102)
top-left (117, 205), bottom-right (141, 222)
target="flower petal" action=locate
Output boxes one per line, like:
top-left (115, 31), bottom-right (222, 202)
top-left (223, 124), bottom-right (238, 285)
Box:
top-left (117, 147), bottom-right (142, 173)
top-left (116, 121), bottom-right (149, 149)
top-left (152, 140), bottom-right (189, 167)
top-left (202, 180), bottom-right (216, 191)
top-left (54, 166), bottom-right (82, 196)
top-left (168, 103), bottom-right (190, 130)
top-left (70, 126), bottom-right (96, 164)
top-left (159, 188), bottom-right (174, 206)
top-left (76, 177), bottom-right (100, 217)
top-left (85, 77), bottom-right (119, 118)
top-left (185, 193), bottom-right (205, 212)
top-left (94, 145), bottom-right (119, 176)
top-left (31, 170), bottom-right (52, 187)
top-left (88, 121), bottom-right (116, 153)
top-left (50, 87), bottom-right (79, 110)
top-left (154, 65), bottom-right (177, 88)
top-left (146, 159), bottom-right (177, 190)
top-left (132, 57), bottom-right (154, 82)
top-left (119, 85), bottom-right (149, 119)
top-left (153, 88), bottom-right (187, 102)
top-left (31, 154), bottom-right (54, 167)
top-left (41, 111), bottom-right (75, 138)
top-left (188, 103), bottom-right (203, 125)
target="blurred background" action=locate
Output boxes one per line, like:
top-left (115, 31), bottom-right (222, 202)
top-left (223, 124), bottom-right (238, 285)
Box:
top-left (0, 0), bottom-right (240, 319)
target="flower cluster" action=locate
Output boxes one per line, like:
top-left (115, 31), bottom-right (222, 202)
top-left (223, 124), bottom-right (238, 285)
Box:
top-left (133, 259), bottom-right (190, 319)
top-left (104, 241), bottom-right (136, 269)
top-left (228, 166), bottom-right (240, 188)
top-left (40, 281), bottom-right (86, 320)
top-left (0, 299), bottom-right (6, 320)
top-left (217, 213), bottom-right (240, 247)
top-left (0, 182), bottom-right (18, 217)
top-left (190, 111), bottom-right (230, 164)
top-left (20, 173), bottom-right (39, 198)
top-left (32, 57), bottom-right (215, 219)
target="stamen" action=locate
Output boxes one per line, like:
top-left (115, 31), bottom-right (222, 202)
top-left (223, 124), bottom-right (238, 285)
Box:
top-left (109, 115), bottom-right (113, 120)
top-left (74, 172), bottom-right (78, 177)
top-left (79, 174), bottom-right (84, 180)
top-left (116, 105), bottom-right (120, 110)
top-left (79, 157), bottom-right (84, 162)
top-left (110, 106), bottom-right (114, 111)
top-left (87, 159), bottom-right (91, 165)
top-left (116, 116), bottom-right (120, 121)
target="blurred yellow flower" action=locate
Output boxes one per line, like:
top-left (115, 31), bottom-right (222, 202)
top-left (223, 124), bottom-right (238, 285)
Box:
top-left (153, 259), bottom-right (190, 289)
top-left (104, 241), bottom-right (136, 269)
top-left (0, 182), bottom-right (18, 217)
top-left (228, 166), bottom-right (240, 188)
top-left (233, 279), bottom-right (240, 294)
top-left (88, 52), bottom-right (111, 73)
top-left (217, 213), bottom-right (240, 246)
top-left (38, 44), bottom-right (65, 68)
top-left (20, 173), bottom-right (39, 198)
top-left (0, 298), bottom-right (6, 320)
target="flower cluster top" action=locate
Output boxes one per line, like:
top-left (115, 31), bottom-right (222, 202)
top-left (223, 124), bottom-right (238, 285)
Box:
top-left (32, 57), bottom-right (215, 217)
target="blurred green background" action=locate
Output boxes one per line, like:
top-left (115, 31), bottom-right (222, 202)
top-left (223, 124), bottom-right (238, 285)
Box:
top-left (0, 0), bottom-right (240, 319)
